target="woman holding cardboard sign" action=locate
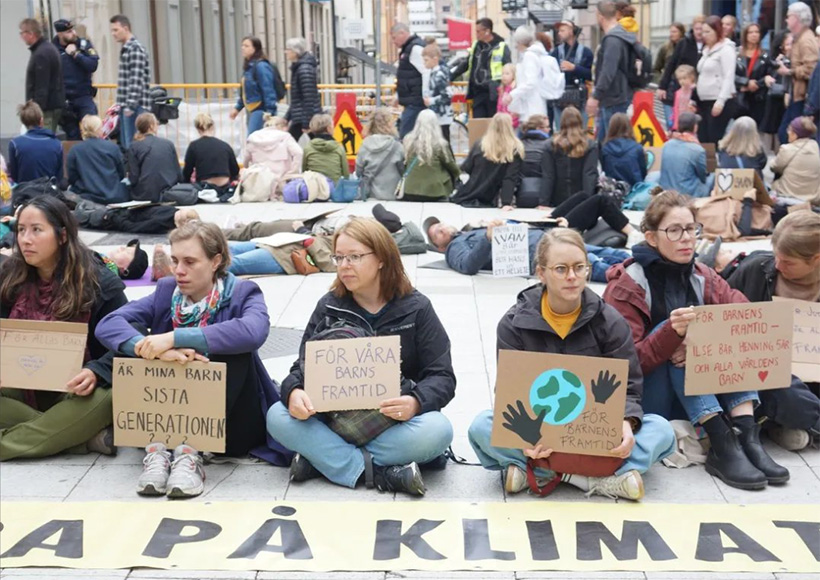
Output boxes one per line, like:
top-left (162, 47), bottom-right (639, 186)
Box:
top-left (96, 221), bottom-right (291, 498)
top-left (0, 196), bottom-right (127, 461)
top-left (603, 191), bottom-right (789, 490)
top-left (468, 228), bottom-right (676, 501)
top-left (267, 217), bottom-right (455, 497)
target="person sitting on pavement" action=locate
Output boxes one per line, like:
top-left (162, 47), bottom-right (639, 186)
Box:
top-left (715, 116), bottom-right (768, 179)
top-left (770, 116), bottom-right (820, 210)
top-left (127, 112), bottom-right (182, 202)
top-left (243, 113), bottom-right (303, 188)
top-left (183, 113), bottom-right (240, 195)
top-left (517, 114), bottom-right (551, 208)
top-left (400, 109), bottom-right (460, 202)
top-left (603, 191), bottom-right (789, 491)
top-left (601, 112), bottom-right (647, 188)
top-left (658, 112), bottom-right (714, 198)
top-left (67, 114), bottom-right (129, 204)
top-left (7, 101), bottom-right (63, 185)
top-left (302, 113), bottom-right (350, 184)
top-left (468, 228), bottom-right (676, 500)
top-left (0, 196), bottom-right (127, 461)
top-left (541, 106), bottom-right (599, 207)
top-left (96, 220), bottom-right (291, 499)
top-left (356, 108), bottom-right (405, 200)
top-left (451, 113), bottom-right (523, 208)
top-left (266, 217), bottom-right (456, 497)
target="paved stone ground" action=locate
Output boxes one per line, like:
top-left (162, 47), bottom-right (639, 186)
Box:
top-left (1, 200), bottom-right (818, 579)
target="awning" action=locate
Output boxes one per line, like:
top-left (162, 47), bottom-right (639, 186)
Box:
top-left (528, 9), bottom-right (563, 26)
top-left (503, 17), bottom-right (527, 31)
top-left (337, 46), bottom-right (397, 76)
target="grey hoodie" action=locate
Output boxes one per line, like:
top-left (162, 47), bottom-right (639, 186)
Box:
top-left (355, 134), bottom-right (405, 200)
top-left (593, 24), bottom-right (636, 108)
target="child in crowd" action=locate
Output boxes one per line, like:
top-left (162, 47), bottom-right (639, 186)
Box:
top-left (672, 65), bottom-right (696, 131)
top-left (302, 113), bottom-right (350, 184)
top-left (422, 42), bottom-right (454, 142)
top-left (497, 64), bottom-right (519, 128)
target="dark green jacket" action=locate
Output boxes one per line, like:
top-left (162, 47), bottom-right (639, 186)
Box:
top-left (403, 147), bottom-right (460, 200)
top-left (302, 136), bottom-right (349, 183)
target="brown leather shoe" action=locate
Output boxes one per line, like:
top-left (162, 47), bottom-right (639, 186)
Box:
top-left (291, 248), bottom-right (319, 275)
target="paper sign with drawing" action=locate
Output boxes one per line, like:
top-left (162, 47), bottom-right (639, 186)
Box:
top-left (491, 350), bottom-right (628, 456)
top-left (713, 168), bottom-right (772, 205)
top-left (684, 302), bottom-right (793, 395)
top-left (492, 223), bottom-right (530, 278)
top-left (773, 297), bottom-right (820, 382)
top-left (304, 335), bottom-right (401, 412)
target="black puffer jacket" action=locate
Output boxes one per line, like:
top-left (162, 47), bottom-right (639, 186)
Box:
top-left (497, 285), bottom-right (644, 427)
top-left (723, 250), bottom-right (777, 302)
top-left (281, 290), bottom-right (456, 414)
top-left (541, 138), bottom-right (598, 207)
top-left (287, 53), bottom-right (322, 127)
top-left (26, 37), bottom-right (65, 113)
top-left (659, 29), bottom-right (702, 105)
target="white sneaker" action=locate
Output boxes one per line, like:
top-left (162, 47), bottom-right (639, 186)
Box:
top-left (587, 470), bottom-right (645, 501)
top-left (626, 230), bottom-right (645, 249)
top-left (767, 425), bottom-right (810, 451)
top-left (504, 464), bottom-right (528, 494)
top-left (166, 444), bottom-right (205, 499)
top-left (137, 443), bottom-right (171, 496)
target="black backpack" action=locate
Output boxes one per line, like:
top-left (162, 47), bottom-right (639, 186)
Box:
top-left (625, 41), bottom-right (653, 89)
top-left (11, 177), bottom-right (73, 211)
top-left (253, 60), bottom-right (287, 104)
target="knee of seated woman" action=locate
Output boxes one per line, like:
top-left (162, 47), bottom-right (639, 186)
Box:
top-left (407, 411), bottom-right (453, 449)
top-left (467, 409), bottom-right (494, 441)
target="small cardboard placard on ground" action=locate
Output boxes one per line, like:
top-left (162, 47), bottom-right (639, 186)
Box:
top-left (112, 358), bottom-right (227, 452)
top-left (774, 297), bottom-right (820, 382)
top-left (304, 335), bottom-right (401, 412)
top-left (491, 350), bottom-right (628, 456)
top-left (492, 223), bottom-right (530, 278)
top-left (0, 319), bottom-right (88, 392)
top-left (713, 168), bottom-right (773, 205)
top-left (504, 209), bottom-right (559, 225)
top-left (684, 302), bottom-right (793, 395)
top-left (251, 232), bottom-right (311, 248)
top-left (468, 118), bottom-right (492, 149)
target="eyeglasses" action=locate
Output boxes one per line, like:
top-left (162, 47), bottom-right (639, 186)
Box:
top-left (657, 223), bottom-right (703, 241)
top-left (546, 263), bottom-right (590, 278)
top-left (330, 252), bottom-right (374, 266)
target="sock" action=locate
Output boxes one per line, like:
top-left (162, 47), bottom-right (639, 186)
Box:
top-left (562, 473), bottom-right (590, 491)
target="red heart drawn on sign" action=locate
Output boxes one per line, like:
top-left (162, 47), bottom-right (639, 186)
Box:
top-left (758, 371), bottom-right (768, 383)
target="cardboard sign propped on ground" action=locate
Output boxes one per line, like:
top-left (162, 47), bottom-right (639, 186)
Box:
top-left (112, 358), bottom-right (227, 452)
top-left (468, 118), bottom-right (492, 149)
top-left (492, 223), bottom-right (530, 277)
top-left (0, 319), bottom-right (88, 392)
top-left (504, 209), bottom-right (559, 225)
top-left (684, 302), bottom-right (793, 395)
top-left (773, 297), bottom-right (820, 382)
top-left (304, 335), bottom-right (401, 411)
top-left (713, 168), bottom-right (773, 205)
top-left (491, 350), bottom-right (628, 456)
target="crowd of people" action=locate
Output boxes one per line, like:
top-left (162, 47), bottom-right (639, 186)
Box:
top-left (1, 2), bottom-right (819, 503)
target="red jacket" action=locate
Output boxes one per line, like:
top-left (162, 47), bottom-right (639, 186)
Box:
top-left (602, 258), bottom-right (748, 376)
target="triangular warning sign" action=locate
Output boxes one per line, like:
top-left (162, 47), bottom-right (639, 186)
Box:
top-left (632, 109), bottom-right (666, 148)
top-left (333, 109), bottom-right (363, 159)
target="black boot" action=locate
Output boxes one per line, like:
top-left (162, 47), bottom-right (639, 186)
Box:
top-left (733, 415), bottom-right (790, 485)
top-left (373, 462), bottom-right (427, 496)
top-left (701, 414), bottom-right (767, 490)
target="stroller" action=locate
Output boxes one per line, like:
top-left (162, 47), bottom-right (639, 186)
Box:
top-left (149, 86), bottom-right (183, 124)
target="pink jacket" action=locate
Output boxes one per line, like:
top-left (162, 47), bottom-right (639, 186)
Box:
top-left (243, 128), bottom-right (303, 179)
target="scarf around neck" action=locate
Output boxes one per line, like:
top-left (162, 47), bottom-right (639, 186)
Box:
top-left (171, 277), bottom-right (224, 328)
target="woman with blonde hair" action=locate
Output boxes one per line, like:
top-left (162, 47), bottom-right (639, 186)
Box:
top-left (451, 113), bottom-right (524, 207)
top-left (716, 116), bottom-right (767, 177)
top-left (67, 114), bottom-right (128, 204)
top-left (127, 112), bottom-right (181, 202)
top-left (541, 106), bottom-right (598, 206)
top-left (356, 108), bottom-right (404, 200)
top-left (400, 109), bottom-right (460, 202)
top-left (267, 217), bottom-right (455, 496)
top-left (243, 112), bottom-right (303, 184)
top-left (183, 112), bottom-right (240, 191)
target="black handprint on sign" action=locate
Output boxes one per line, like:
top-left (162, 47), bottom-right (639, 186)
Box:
top-left (502, 400), bottom-right (546, 446)
top-left (591, 370), bottom-right (621, 404)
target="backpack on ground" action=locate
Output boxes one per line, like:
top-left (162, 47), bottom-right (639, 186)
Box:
top-left (11, 177), bottom-right (72, 210)
top-left (233, 165), bottom-right (278, 203)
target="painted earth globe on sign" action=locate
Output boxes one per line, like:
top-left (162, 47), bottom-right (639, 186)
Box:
top-left (528, 369), bottom-right (587, 425)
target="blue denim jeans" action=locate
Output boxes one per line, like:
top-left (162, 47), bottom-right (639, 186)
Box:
top-left (228, 241), bottom-right (285, 276)
top-left (266, 401), bottom-right (453, 488)
top-left (247, 109), bottom-right (267, 137)
top-left (119, 105), bottom-right (146, 150)
top-left (663, 104), bottom-right (674, 130)
top-left (597, 102), bottom-right (630, 145)
top-left (586, 245), bottom-right (630, 283)
top-left (468, 410), bottom-right (675, 479)
top-left (399, 105), bottom-right (425, 139)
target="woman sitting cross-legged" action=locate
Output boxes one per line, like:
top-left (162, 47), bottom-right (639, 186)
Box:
top-left (266, 217), bottom-right (456, 496)
top-left (95, 221), bottom-right (291, 498)
top-left (603, 191), bottom-right (789, 490)
top-left (0, 196), bottom-right (127, 461)
top-left (468, 228), bottom-right (675, 500)
top-left (67, 114), bottom-right (129, 204)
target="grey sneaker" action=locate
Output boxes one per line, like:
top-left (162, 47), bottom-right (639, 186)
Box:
top-left (166, 445), bottom-right (205, 499)
top-left (137, 443), bottom-right (171, 496)
top-left (86, 426), bottom-right (117, 456)
top-left (586, 470), bottom-right (645, 501)
top-left (767, 425), bottom-right (811, 452)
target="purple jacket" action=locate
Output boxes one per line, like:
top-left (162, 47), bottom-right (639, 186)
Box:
top-left (95, 274), bottom-right (292, 465)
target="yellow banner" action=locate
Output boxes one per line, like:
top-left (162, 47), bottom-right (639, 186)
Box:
top-left (0, 501), bottom-right (817, 572)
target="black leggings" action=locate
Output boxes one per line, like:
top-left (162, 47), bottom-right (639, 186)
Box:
top-left (551, 191), bottom-right (629, 234)
top-left (289, 122), bottom-right (304, 142)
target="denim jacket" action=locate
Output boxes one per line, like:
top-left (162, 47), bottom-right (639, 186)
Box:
top-left (658, 139), bottom-right (711, 198)
top-left (236, 59), bottom-right (278, 114)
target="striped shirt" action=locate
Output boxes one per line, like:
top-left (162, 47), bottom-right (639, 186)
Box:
top-left (116, 36), bottom-right (151, 110)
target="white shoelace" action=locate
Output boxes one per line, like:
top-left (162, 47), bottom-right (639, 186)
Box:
top-left (143, 451), bottom-right (170, 474)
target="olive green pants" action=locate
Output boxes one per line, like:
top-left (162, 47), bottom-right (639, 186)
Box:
top-left (0, 387), bottom-right (113, 461)
top-left (42, 110), bottom-right (61, 134)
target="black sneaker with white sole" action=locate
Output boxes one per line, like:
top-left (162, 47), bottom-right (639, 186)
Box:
top-left (289, 453), bottom-right (322, 482)
top-left (373, 462), bottom-right (426, 496)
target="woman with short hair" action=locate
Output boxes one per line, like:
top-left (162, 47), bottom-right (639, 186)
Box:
top-left (356, 108), bottom-right (404, 200)
top-left (183, 113), bottom-right (240, 191)
top-left (770, 116), bottom-right (820, 207)
top-left (285, 37), bottom-right (322, 142)
top-left (67, 114), bottom-right (129, 204)
top-left (127, 112), bottom-right (181, 202)
top-left (267, 217), bottom-right (456, 497)
top-left (229, 36), bottom-right (280, 136)
top-left (716, 116), bottom-right (768, 177)
top-left (400, 109), bottom-right (460, 202)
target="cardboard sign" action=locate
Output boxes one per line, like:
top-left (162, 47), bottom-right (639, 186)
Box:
top-left (491, 350), bottom-right (629, 456)
top-left (251, 232), bottom-right (311, 248)
top-left (112, 358), bottom-right (227, 452)
top-left (491, 223), bottom-right (530, 278)
top-left (0, 319), bottom-right (88, 392)
top-left (713, 168), bottom-right (773, 205)
top-left (504, 209), bottom-right (558, 225)
top-left (684, 302), bottom-right (793, 395)
top-left (468, 118), bottom-right (492, 149)
top-left (304, 335), bottom-right (401, 411)
top-left (774, 297), bottom-right (820, 382)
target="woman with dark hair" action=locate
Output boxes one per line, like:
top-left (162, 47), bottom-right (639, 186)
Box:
top-left (541, 106), bottom-right (598, 206)
top-left (654, 23), bottom-right (686, 86)
top-left (96, 221), bottom-right (291, 498)
top-left (696, 15), bottom-right (737, 144)
top-left (229, 36), bottom-right (280, 136)
top-left (284, 37), bottom-right (323, 142)
top-left (600, 112), bottom-right (647, 187)
top-left (0, 196), bottom-right (127, 460)
top-left (267, 217), bottom-right (456, 497)
top-left (761, 32), bottom-right (792, 145)
top-left (735, 23), bottom-right (770, 124)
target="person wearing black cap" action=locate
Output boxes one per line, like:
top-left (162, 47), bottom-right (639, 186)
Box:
top-left (107, 239), bottom-right (149, 280)
top-left (658, 111), bottom-right (714, 198)
top-left (52, 19), bottom-right (99, 141)
top-left (550, 20), bottom-right (593, 131)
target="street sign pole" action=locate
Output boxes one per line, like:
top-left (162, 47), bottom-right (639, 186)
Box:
top-left (375, 0), bottom-right (382, 106)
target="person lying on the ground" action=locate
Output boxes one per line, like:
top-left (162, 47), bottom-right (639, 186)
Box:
top-left (95, 220), bottom-right (292, 499)
top-left (468, 228), bottom-right (676, 501)
top-left (266, 217), bottom-right (456, 497)
top-left (0, 196), bottom-right (127, 461)
top-left (71, 196), bottom-right (178, 234)
top-left (105, 238), bottom-right (149, 281)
